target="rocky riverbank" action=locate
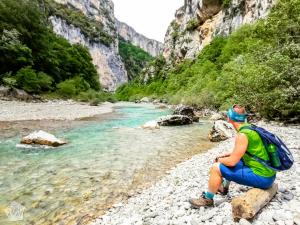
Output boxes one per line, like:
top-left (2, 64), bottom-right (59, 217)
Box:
top-left (91, 122), bottom-right (300, 225)
top-left (0, 100), bottom-right (114, 121)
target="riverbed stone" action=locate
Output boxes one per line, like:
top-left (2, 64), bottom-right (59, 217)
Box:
top-left (239, 218), bottom-right (252, 225)
top-left (142, 120), bottom-right (160, 129)
top-left (294, 213), bottom-right (300, 225)
top-left (90, 123), bottom-right (300, 225)
top-left (214, 216), bottom-right (223, 225)
top-left (21, 130), bottom-right (67, 147)
top-left (173, 105), bottom-right (199, 122)
top-left (283, 192), bottom-right (294, 201)
top-left (157, 115), bottom-right (193, 126)
top-left (210, 113), bottom-right (225, 121)
top-left (208, 120), bottom-right (235, 142)
top-left (284, 220), bottom-right (294, 225)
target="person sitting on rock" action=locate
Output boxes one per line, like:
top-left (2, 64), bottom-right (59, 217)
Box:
top-left (189, 104), bottom-right (276, 207)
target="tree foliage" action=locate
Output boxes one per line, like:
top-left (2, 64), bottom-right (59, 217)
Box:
top-left (0, 0), bottom-right (100, 95)
top-left (118, 38), bottom-right (153, 80)
top-left (116, 0), bottom-right (300, 121)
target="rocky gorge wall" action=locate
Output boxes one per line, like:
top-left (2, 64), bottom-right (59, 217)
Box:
top-left (50, 15), bottom-right (127, 91)
top-left (163, 0), bottom-right (276, 62)
top-left (116, 20), bottom-right (163, 57)
top-left (50, 0), bottom-right (127, 91)
top-left (49, 0), bottom-right (161, 91)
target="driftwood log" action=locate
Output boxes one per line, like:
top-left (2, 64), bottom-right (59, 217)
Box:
top-left (232, 183), bottom-right (278, 220)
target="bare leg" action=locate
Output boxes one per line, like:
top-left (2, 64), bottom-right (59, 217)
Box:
top-left (208, 162), bottom-right (223, 193)
top-left (189, 162), bottom-right (223, 207)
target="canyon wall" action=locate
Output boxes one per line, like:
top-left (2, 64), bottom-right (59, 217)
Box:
top-left (116, 20), bottom-right (163, 57)
top-left (163, 0), bottom-right (276, 62)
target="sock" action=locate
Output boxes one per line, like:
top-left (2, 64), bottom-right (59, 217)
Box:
top-left (204, 191), bottom-right (215, 200)
top-left (222, 178), bottom-right (230, 189)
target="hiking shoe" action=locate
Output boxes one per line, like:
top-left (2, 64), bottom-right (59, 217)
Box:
top-left (189, 192), bottom-right (214, 208)
top-left (217, 186), bottom-right (229, 196)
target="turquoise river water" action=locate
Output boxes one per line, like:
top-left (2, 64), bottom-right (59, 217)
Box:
top-left (0, 103), bottom-right (214, 225)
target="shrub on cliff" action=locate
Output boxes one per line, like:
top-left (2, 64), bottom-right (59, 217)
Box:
top-left (186, 18), bottom-right (199, 31)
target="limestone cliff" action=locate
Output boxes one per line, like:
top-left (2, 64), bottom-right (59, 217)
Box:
top-left (48, 0), bottom-right (160, 91)
top-left (49, 0), bottom-right (127, 91)
top-left (163, 0), bottom-right (276, 62)
top-left (116, 20), bottom-right (163, 57)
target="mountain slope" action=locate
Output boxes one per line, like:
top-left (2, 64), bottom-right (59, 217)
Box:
top-left (116, 0), bottom-right (300, 121)
top-left (163, 0), bottom-right (276, 63)
top-left (47, 0), bottom-right (127, 91)
top-left (116, 20), bottom-right (163, 57)
top-left (118, 38), bottom-right (154, 81)
top-left (0, 0), bottom-right (161, 93)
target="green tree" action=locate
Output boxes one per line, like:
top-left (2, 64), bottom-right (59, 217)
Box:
top-left (0, 0), bottom-right (101, 96)
top-left (119, 38), bottom-right (153, 80)
top-left (15, 67), bottom-right (53, 93)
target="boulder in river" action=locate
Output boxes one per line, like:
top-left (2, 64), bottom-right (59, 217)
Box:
top-left (157, 115), bottom-right (193, 126)
top-left (208, 120), bottom-right (235, 142)
top-left (142, 120), bottom-right (160, 129)
top-left (173, 105), bottom-right (199, 122)
top-left (21, 130), bottom-right (67, 147)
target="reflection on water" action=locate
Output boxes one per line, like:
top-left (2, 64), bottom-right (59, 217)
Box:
top-left (0, 103), bottom-right (214, 225)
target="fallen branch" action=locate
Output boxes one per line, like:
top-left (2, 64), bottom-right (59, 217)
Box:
top-left (231, 183), bottom-right (278, 220)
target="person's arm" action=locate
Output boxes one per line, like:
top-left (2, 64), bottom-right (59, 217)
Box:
top-left (218, 133), bottom-right (248, 167)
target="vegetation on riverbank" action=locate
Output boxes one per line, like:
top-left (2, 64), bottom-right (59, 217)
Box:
top-left (116, 0), bottom-right (300, 121)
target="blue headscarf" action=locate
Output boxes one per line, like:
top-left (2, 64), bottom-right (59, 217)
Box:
top-left (227, 107), bottom-right (247, 122)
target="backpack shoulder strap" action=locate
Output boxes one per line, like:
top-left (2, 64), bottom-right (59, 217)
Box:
top-left (245, 151), bottom-right (280, 172)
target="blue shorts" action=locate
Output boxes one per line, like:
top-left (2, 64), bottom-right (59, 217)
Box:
top-left (219, 160), bottom-right (276, 189)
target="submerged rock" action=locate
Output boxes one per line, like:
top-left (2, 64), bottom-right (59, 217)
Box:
top-left (208, 120), bottom-right (235, 142)
top-left (157, 115), bottom-right (193, 126)
top-left (142, 120), bottom-right (160, 129)
top-left (21, 130), bottom-right (67, 147)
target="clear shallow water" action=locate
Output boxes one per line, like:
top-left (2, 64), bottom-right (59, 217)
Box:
top-left (0, 103), bottom-right (213, 225)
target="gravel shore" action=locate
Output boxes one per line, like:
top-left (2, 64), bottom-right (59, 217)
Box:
top-left (91, 122), bottom-right (300, 225)
top-left (0, 100), bottom-right (114, 121)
